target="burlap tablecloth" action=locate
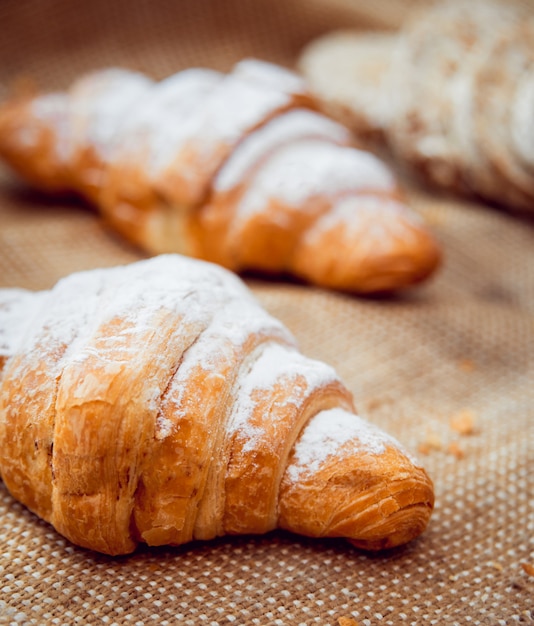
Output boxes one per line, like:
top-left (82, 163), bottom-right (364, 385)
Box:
top-left (0, 1), bottom-right (533, 624)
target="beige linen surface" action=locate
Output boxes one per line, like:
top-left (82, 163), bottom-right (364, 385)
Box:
top-left (0, 1), bottom-right (533, 624)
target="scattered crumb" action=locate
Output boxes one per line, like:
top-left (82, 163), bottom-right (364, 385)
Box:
top-left (418, 431), bottom-right (443, 454)
top-left (424, 212), bottom-right (448, 227)
top-left (447, 441), bottom-right (465, 459)
top-left (450, 410), bottom-right (477, 435)
top-left (338, 618), bottom-right (359, 626)
top-left (363, 398), bottom-right (382, 412)
top-left (521, 562), bottom-right (534, 577)
top-left (418, 413), bottom-right (478, 457)
top-left (457, 358), bottom-right (476, 372)
top-left (416, 203), bottom-right (448, 226)
top-left (489, 561), bottom-right (504, 572)
top-left (363, 396), bottom-right (391, 412)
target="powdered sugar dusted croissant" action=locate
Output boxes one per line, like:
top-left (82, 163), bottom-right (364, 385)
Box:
top-left (0, 60), bottom-right (441, 294)
top-left (0, 255), bottom-right (434, 555)
top-left (299, 2), bottom-right (534, 213)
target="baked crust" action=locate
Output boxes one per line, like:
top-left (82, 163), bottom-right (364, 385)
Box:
top-left (0, 60), bottom-right (441, 294)
top-left (0, 255), bottom-right (434, 555)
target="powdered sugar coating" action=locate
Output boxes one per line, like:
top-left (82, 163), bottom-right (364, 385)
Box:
top-left (107, 62), bottom-right (304, 205)
top-left (232, 59), bottom-right (309, 96)
top-left (159, 295), bottom-right (294, 423)
top-left (111, 68), bottom-right (223, 173)
top-left (0, 254), bottom-right (283, 372)
top-left (68, 68), bottom-right (154, 159)
top-left (31, 93), bottom-right (72, 162)
top-left (29, 71), bottom-right (153, 166)
top-left (215, 109), bottom-right (352, 192)
top-left (0, 254), bottom-right (301, 456)
top-left (285, 407), bottom-right (411, 483)
top-left (149, 69), bottom-right (299, 186)
top-left (302, 194), bottom-right (423, 246)
top-left (233, 140), bottom-right (396, 223)
top-left (226, 342), bottom-right (340, 451)
top-left (511, 74), bottom-right (534, 166)
top-left (0, 289), bottom-right (47, 359)
top-left (1, 266), bottom-right (117, 399)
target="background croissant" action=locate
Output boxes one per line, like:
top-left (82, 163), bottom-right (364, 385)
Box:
top-left (0, 59), bottom-right (441, 294)
top-left (299, 0), bottom-right (534, 213)
top-left (0, 255), bottom-right (434, 556)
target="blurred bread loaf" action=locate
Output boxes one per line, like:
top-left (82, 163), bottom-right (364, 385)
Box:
top-left (299, 0), bottom-right (534, 212)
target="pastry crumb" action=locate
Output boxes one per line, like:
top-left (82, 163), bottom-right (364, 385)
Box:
top-left (418, 431), bottom-right (443, 454)
top-left (489, 561), bottom-right (503, 571)
top-left (447, 441), bottom-right (464, 459)
top-left (457, 358), bottom-right (476, 372)
top-left (521, 562), bottom-right (534, 577)
top-left (364, 398), bottom-right (382, 411)
top-left (363, 396), bottom-right (390, 412)
top-left (338, 618), bottom-right (359, 626)
top-left (450, 410), bottom-right (477, 435)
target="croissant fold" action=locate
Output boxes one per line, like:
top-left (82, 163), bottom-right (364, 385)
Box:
top-left (0, 255), bottom-right (434, 555)
top-left (0, 60), bottom-right (441, 294)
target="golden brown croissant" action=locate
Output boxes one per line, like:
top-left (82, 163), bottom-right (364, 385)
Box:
top-left (0, 60), bottom-right (441, 294)
top-left (0, 255), bottom-right (434, 555)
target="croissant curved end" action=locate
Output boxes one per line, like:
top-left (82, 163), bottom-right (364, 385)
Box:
top-left (291, 195), bottom-right (442, 294)
top-left (278, 408), bottom-right (434, 550)
top-left (0, 97), bottom-right (68, 192)
top-left (345, 477), bottom-right (435, 551)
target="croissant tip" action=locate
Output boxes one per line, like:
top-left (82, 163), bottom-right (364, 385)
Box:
top-left (343, 465), bottom-right (435, 551)
top-left (346, 498), bottom-right (434, 551)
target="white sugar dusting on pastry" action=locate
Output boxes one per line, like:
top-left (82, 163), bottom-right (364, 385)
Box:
top-left (69, 68), bottom-right (153, 159)
top-left (115, 66), bottom-right (297, 179)
top-left (233, 140), bottom-right (396, 220)
top-left (511, 75), bottom-right (534, 166)
top-left (235, 343), bottom-right (338, 404)
top-left (148, 73), bottom-right (299, 202)
top-left (0, 255), bottom-right (269, 374)
top-left (215, 109), bottom-right (352, 192)
top-left (286, 408), bottom-right (407, 482)
top-left (0, 289), bottom-right (48, 359)
top-left (302, 195), bottom-right (423, 246)
top-left (232, 58), bottom-right (308, 95)
top-left (160, 298), bottom-right (294, 420)
top-left (111, 68), bottom-right (223, 172)
top-left (227, 342), bottom-right (340, 450)
top-left (31, 93), bottom-right (72, 162)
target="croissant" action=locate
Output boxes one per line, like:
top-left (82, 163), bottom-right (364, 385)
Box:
top-left (299, 2), bottom-right (534, 212)
top-left (0, 60), bottom-right (441, 294)
top-left (0, 255), bottom-right (434, 556)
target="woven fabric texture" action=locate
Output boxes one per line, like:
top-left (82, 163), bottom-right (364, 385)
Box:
top-left (0, 1), bottom-right (533, 624)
